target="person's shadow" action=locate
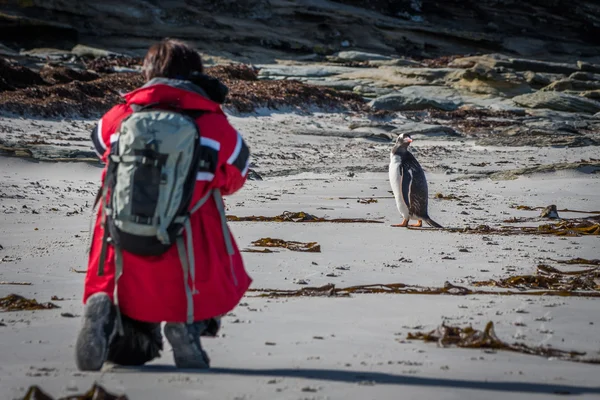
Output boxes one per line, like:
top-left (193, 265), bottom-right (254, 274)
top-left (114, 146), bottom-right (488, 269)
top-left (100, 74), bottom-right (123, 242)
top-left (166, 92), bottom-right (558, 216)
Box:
top-left (111, 365), bottom-right (600, 396)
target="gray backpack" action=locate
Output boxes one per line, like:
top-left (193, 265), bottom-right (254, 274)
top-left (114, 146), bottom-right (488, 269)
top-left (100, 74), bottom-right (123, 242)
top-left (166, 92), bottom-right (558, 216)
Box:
top-left (97, 105), bottom-right (203, 256)
top-left (94, 104), bottom-right (232, 327)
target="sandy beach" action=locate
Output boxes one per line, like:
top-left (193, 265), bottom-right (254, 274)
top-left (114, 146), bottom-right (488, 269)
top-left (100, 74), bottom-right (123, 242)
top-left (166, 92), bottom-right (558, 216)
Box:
top-left (2, 1), bottom-right (600, 396)
top-left (1, 108), bottom-right (599, 399)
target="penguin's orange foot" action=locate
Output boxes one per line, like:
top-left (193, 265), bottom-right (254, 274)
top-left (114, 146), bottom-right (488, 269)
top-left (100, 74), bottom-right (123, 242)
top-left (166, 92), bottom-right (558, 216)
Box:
top-left (409, 220), bottom-right (423, 227)
top-left (391, 219), bottom-right (409, 227)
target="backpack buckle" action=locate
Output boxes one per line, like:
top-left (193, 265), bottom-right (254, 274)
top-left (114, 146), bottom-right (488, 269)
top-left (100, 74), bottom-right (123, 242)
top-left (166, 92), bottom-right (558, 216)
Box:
top-left (131, 215), bottom-right (153, 225)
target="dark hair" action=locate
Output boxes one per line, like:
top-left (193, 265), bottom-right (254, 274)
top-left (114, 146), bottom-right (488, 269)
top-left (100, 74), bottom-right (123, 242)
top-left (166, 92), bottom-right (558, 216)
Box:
top-left (142, 39), bottom-right (203, 81)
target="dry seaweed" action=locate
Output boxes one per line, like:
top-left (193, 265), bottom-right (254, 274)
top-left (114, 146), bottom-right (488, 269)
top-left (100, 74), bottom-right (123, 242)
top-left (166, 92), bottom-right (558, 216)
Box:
top-left (536, 220), bottom-right (600, 236)
top-left (0, 294), bottom-right (59, 311)
top-left (512, 205), bottom-right (600, 214)
top-left (82, 55), bottom-right (142, 73)
top-left (227, 211), bottom-right (383, 223)
top-left (502, 217), bottom-right (528, 223)
top-left (241, 248), bottom-right (275, 253)
top-left (207, 64), bottom-right (258, 81)
top-left (251, 238), bottom-right (321, 252)
top-left (420, 55), bottom-right (469, 68)
top-left (445, 219), bottom-right (600, 237)
top-left (248, 280), bottom-right (600, 298)
top-left (434, 192), bottom-right (465, 200)
top-left (549, 258), bottom-right (600, 266)
top-left (23, 383), bottom-right (128, 400)
top-left (39, 64), bottom-right (100, 85)
top-left (357, 198), bottom-right (378, 204)
top-left (338, 196), bottom-right (394, 200)
top-left (0, 60), bottom-right (366, 118)
top-left (0, 281), bottom-right (32, 285)
top-left (0, 73), bottom-right (144, 118)
top-left (406, 321), bottom-right (598, 364)
top-left (473, 264), bottom-right (599, 292)
top-left (0, 58), bottom-right (47, 91)
top-left (223, 78), bottom-right (366, 113)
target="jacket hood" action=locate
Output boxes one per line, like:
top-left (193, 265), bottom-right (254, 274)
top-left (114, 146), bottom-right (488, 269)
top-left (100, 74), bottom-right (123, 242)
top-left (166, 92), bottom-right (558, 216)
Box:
top-left (123, 76), bottom-right (229, 112)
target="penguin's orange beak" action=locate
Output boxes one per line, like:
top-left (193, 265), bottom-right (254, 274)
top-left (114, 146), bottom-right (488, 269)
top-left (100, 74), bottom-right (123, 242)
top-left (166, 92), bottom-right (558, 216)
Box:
top-left (405, 137), bottom-right (413, 143)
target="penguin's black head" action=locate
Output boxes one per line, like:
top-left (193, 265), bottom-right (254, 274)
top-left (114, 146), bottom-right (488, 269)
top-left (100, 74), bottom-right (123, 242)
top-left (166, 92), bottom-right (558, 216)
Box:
top-left (392, 133), bottom-right (413, 154)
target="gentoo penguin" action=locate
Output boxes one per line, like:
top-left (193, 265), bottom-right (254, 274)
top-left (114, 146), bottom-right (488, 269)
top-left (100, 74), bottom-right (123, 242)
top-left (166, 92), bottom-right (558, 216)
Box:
top-left (389, 133), bottom-right (442, 228)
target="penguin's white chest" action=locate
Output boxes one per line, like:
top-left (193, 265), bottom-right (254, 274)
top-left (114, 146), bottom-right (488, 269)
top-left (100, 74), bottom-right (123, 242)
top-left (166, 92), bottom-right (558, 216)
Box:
top-left (389, 155), bottom-right (410, 219)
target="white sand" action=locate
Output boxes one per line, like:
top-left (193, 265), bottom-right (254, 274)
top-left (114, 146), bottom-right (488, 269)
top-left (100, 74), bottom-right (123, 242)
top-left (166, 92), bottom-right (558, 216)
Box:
top-left (1, 112), bottom-right (600, 399)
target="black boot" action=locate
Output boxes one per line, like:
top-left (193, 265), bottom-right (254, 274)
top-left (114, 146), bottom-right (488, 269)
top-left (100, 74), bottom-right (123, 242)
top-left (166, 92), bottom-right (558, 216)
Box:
top-left (75, 293), bottom-right (115, 371)
top-left (164, 321), bottom-right (210, 369)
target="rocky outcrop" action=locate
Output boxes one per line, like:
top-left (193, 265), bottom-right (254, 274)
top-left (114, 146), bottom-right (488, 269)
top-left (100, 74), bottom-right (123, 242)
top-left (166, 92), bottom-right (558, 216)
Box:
top-left (451, 63), bottom-right (532, 97)
top-left (512, 91), bottom-right (600, 114)
top-left (1, 0), bottom-right (600, 63)
top-left (368, 87), bottom-right (460, 111)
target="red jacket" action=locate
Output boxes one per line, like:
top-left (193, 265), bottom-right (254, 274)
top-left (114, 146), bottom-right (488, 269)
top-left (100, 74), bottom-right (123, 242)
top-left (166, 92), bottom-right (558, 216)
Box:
top-left (84, 78), bottom-right (252, 323)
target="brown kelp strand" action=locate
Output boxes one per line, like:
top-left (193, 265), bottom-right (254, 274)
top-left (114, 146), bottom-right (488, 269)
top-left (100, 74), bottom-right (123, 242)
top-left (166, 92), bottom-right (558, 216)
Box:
top-left (250, 237), bottom-right (321, 252)
top-left (434, 192), bottom-right (467, 201)
top-left (548, 258), bottom-right (600, 266)
top-left (473, 264), bottom-right (599, 291)
top-left (511, 205), bottom-right (600, 214)
top-left (23, 383), bottom-right (128, 400)
top-left (357, 198), bottom-right (378, 204)
top-left (406, 321), bottom-right (600, 364)
top-left (247, 281), bottom-right (600, 298)
top-left (227, 211), bottom-right (384, 223)
top-left (241, 248), bottom-right (276, 253)
top-left (444, 219), bottom-right (600, 236)
top-left (0, 294), bottom-right (59, 311)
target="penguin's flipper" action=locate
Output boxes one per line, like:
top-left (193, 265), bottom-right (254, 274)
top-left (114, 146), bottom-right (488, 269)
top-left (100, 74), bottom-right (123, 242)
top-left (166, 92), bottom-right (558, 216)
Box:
top-left (400, 164), bottom-right (412, 209)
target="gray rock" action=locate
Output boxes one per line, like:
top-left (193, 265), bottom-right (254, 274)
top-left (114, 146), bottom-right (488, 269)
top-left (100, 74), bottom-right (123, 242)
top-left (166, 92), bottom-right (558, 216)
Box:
top-left (290, 128), bottom-right (393, 141)
top-left (525, 109), bottom-right (597, 121)
top-left (20, 48), bottom-right (72, 59)
top-left (541, 79), bottom-right (600, 92)
top-left (0, 43), bottom-right (19, 56)
top-left (330, 51), bottom-right (393, 62)
top-left (369, 86), bottom-right (462, 111)
top-left (450, 54), bottom-right (580, 75)
top-left (352, 85), bottom-right (395, 97)
top-left (580, 90), bottom-right (600, 100)
top-left (302, 79), bottom-right (362, 91)
top-left (257, 65), bottom-right (361, 79)
top-left (512, 91), bottom-right (600, 114)
top-left (569, 72), bottom-right (600, 81)
top-left (453, 63), bottom-right (532, 97)
top-left (367, 59), bottom-right (422, 67)
top-left (247, 169), bottom-right (263, 181)
top-left (523, 71), bottom-right (566, 89)
top-left (391, 122), bottom-right (460, 137)
top-left (112, 66), bottom-right (142, 73)
top-left (71, 44), bottom-right (119, 58)
top-left (348, 122), bottom-right (398, 131)
top-left (497, 58), bottom-right (579, 75)
top-left (577, 61), bottom-right (600, 74)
